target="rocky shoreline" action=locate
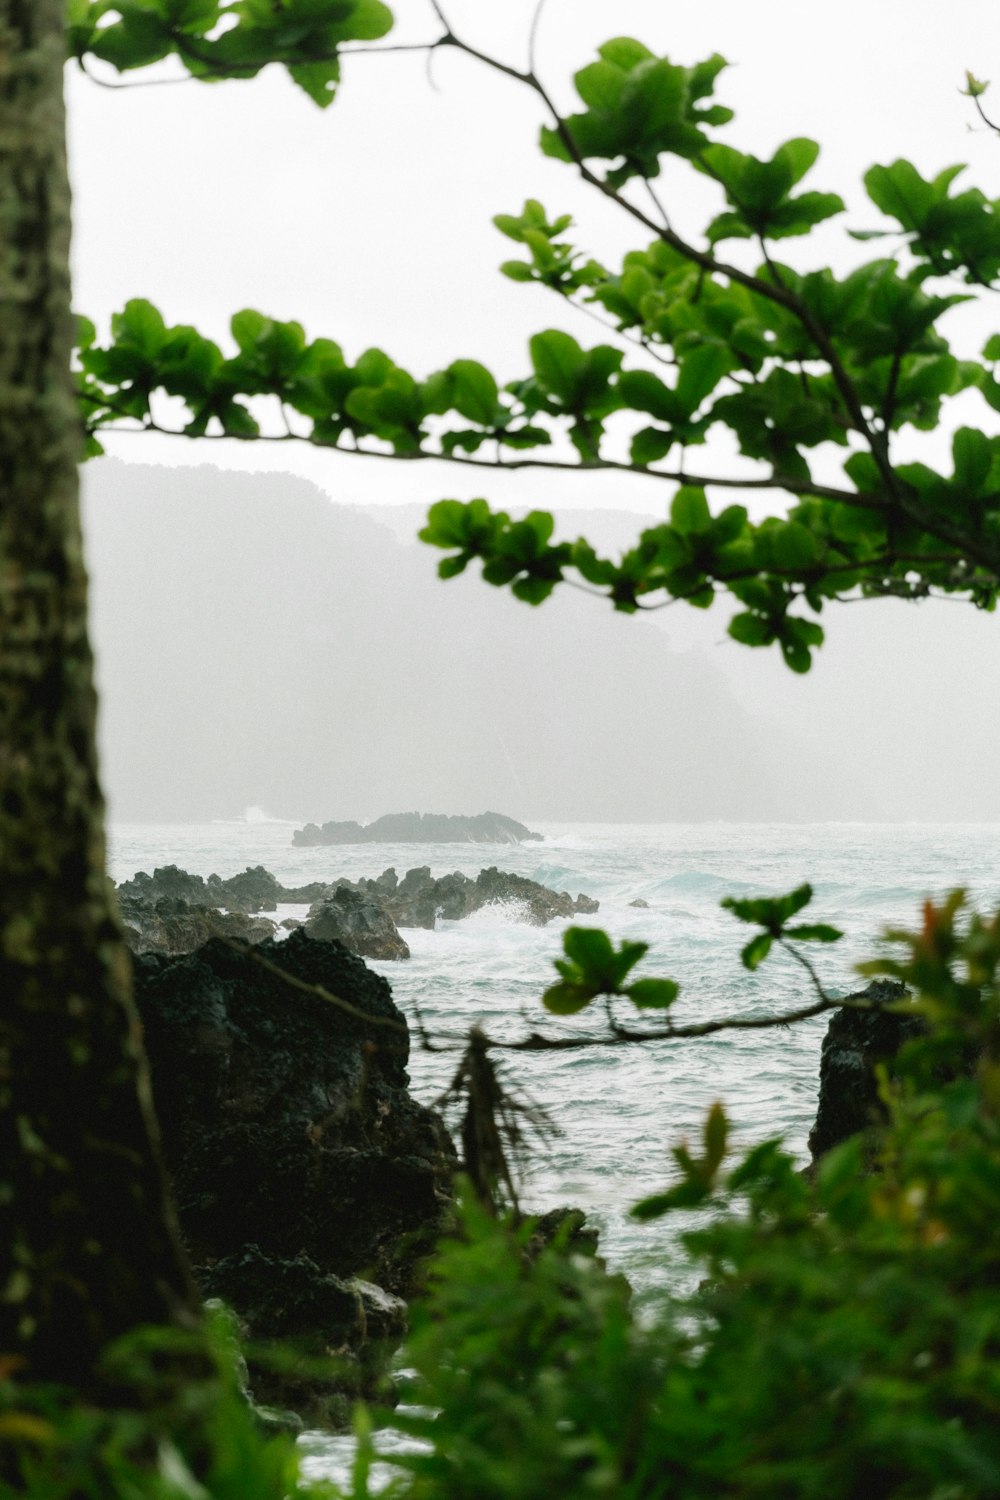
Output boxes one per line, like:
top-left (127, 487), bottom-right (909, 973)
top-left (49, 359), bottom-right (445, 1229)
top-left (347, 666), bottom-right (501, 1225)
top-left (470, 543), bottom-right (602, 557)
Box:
top-left (122, 858), bottom-right (926, 1431)
top-left (117, 862), bottom-right (599, 961)
top-left (134, 931), bottom-right (456, 1427)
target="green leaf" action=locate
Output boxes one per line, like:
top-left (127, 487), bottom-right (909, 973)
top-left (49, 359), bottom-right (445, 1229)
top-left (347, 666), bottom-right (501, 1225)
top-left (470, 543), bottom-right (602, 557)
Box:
top-left (512, 575), bottom-right (557, 605)
top-left (500, 260), bottom-right (533, 282)
top-left (562, 925), bottom-right (617, 972)
top-left (670, 486), bottom-right (711, 535)
top-left (784, 923), bottom-right (843, 943)
top-left (626, 977), bottom-right (679, 1009)
top-left (573, 60), bottom-right (627, 112)
top-left (218, 401), bottom-right (259, 438)
top-left (529, 329), bottom-right (584, 404)
top-left (674, 344), bottom-right (729, 413)
top-left (723, 884), bottom-right (813, 927)
top-left (631, 1179), bottom-right (711, 1219)
top-left (597, 36), bottom-right (655, 70)
top-left (112, 298), bottom-right (167, 358)
top-left (740, 932), bottom-right (773, 970)
top-left (703, 1101), bottom-right (728, 1172)
top-left (951, 426), bottom-right (992, 491)
top-left (630, 426), bottom-right (674, 466)
top-left (770, 521), bottom-right (819, 569)
top-left (618, 369), bottom-right (678, 422)
top-left (542, 981), bottom-right (597, 1016)
top-left (447, 360), bottom-right (499, 425)
top-left (728, 612), bottom-right (773, 647)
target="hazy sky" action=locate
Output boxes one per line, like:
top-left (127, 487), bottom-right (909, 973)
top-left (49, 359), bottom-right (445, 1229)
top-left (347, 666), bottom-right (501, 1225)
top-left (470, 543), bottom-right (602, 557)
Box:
top-left (68, 2), bottom-right (1000, 822)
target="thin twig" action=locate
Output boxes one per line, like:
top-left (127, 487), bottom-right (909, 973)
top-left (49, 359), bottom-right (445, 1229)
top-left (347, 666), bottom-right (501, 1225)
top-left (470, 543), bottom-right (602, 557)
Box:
top-left (527, 0), bottom-right (549, 79)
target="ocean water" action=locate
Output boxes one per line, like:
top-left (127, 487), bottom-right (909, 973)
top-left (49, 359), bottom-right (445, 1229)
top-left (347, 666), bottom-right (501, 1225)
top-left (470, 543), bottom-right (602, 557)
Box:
top-left (110, 817), bottom-right (1000, 1484)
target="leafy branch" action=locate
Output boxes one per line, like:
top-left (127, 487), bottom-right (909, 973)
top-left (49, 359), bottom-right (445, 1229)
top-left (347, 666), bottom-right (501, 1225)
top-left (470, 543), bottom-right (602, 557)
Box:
top-left (74, 12), bottom-right (1000, 669)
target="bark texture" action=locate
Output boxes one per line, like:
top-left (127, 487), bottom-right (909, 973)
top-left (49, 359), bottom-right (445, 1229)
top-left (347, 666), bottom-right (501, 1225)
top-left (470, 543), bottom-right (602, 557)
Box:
top-left (0, 1), bottom-right (199, 1384)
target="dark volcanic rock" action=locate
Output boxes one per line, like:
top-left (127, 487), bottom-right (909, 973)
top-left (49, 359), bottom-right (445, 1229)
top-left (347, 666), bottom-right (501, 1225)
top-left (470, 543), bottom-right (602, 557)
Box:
top-left (119, 894), bottom-right (276, 955)
top-left (118, 864), bottom-right (211, 906)
top-left (116, 860), bottom-right (597, 958)
top-left (292, 810), bottom-right (543, 847)
top-left (305, 885), bottom-right (410, 961)
top-left (133, 932), bottom-right (455, 1424)
top-left (350, 865), bottom-right (600, 931)
top-left (198, 1245), bottom-right (407, 1425)
top-left (206, 864), bottom-right (283, 913)
top-left (808, 979), bottom-right (923, 1162)
top-left (475, 867), bottom-right (598, 926)
top-left (118, 862), bottom-right (331, 915)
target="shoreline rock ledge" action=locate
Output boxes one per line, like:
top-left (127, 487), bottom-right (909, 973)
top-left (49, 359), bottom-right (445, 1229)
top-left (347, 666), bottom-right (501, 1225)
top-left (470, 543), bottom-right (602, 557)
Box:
top-left (133, 931), bottom-right (456, 1427)
top-left (292, 810), bottom-right (543, 847)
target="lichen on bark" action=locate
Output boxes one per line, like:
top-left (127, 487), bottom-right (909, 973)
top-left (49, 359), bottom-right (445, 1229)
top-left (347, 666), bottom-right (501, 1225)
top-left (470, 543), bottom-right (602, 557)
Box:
top-left (0, 0), bottom-right (199, 1385)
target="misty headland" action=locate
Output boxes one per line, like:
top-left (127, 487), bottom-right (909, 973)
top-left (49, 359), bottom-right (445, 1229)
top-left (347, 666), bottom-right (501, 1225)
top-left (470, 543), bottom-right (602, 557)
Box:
top-left (82, 459), bottom-right (1000, 826)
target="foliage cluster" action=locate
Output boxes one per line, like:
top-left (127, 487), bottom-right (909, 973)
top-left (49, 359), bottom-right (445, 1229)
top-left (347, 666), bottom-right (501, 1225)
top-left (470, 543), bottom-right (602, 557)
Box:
top-left (68, 0), bottom-right (392, 104)
top-left (353, 894), bottom-right (1000, 1499)
top-left (0, 1313), bottom-right (321, 1499)
top-left (74, 18), bottom-right (1000, 671)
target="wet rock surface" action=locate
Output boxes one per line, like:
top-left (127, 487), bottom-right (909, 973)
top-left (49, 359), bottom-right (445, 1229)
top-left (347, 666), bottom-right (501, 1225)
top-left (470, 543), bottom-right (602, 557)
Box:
top-left (116, 862), bottom-right (599, 959)
top-left (305, 885), bottom-right (411, 961)
top-left (292, 810), bottom-right (543, 847)
top-left (199, 1245), bottom-right (407, 1427)
top-left (119, 893), bottom-right (277, 955)
top-left (808, 979), bottom-right (923, 1161)
top-left (355, 864), bottom-right (600, 930)
top-left (133, 931), bottom-right (456, 1424)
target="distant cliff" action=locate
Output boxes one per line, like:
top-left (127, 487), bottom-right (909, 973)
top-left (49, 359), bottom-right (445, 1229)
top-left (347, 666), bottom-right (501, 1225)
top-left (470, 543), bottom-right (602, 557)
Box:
top-left (81, 460), bottom-right (812, 822)
top-left (292, 811), bottom-right (542, 847)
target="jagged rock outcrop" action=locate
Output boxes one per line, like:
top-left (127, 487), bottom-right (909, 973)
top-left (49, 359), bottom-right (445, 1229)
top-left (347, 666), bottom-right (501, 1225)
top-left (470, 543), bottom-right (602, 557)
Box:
top-left (349, 865), bottom-right (599, 931)
top-left (305, 885), bottom-right (410, 961)
top-left (476, 867), bottom-right (599, 925)
top-left (119, 894), bottom-right (276, 955)
top-left (808, 979), bottom-right (922, 1161)
top-left (292, 810), bottom-right (543, 847)
top-left (118, 862), bottom-right (332, 915)
top-left (199, 1246), bottom-right (407, 1428)
top-left (133, 931), bottom-right (456, 1425)
top-left (116, 862), bottom-right (600, 957)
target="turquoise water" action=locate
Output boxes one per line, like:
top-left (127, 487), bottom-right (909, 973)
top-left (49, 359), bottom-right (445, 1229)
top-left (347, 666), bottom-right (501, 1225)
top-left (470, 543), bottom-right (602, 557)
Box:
top-left (110, 818), bottom-right (1000, 1483)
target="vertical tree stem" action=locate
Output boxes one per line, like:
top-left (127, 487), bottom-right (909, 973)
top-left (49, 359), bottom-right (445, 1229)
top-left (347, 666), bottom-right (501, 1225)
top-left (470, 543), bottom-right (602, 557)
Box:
top-left (0, 0), bottom-right (199, 1386)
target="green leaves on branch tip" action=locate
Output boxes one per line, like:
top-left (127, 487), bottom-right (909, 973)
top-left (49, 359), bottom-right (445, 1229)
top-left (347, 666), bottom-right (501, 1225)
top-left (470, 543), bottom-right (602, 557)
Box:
top-left (862, 158), bottom-right (1000, 284)
top-left (739, 932), bottom-right (774, 971)
top-left (699, 138), bottom-right (844, 245)
top-left (69, 0), bottom-right (393, 105)
top-left (631, 1101), bottom-right (729, 1218)
top-left (419, 500), bottom-right (566, 601)
top-left (540, 41), bottom-right (731, 186)
top-left (542, 926), bottom-right (679, 1016)
top-left (626, 977), bottom-right (681, 1010)
top-left (722, 884), bottom-right (841, 969)
top-left (723, 883), bottom-right (814, 928)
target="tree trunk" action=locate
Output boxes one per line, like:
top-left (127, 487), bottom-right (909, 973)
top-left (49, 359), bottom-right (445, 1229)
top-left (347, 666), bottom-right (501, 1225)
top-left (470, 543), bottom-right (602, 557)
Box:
top-left (0, 0), bottom-right (200, 1385)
